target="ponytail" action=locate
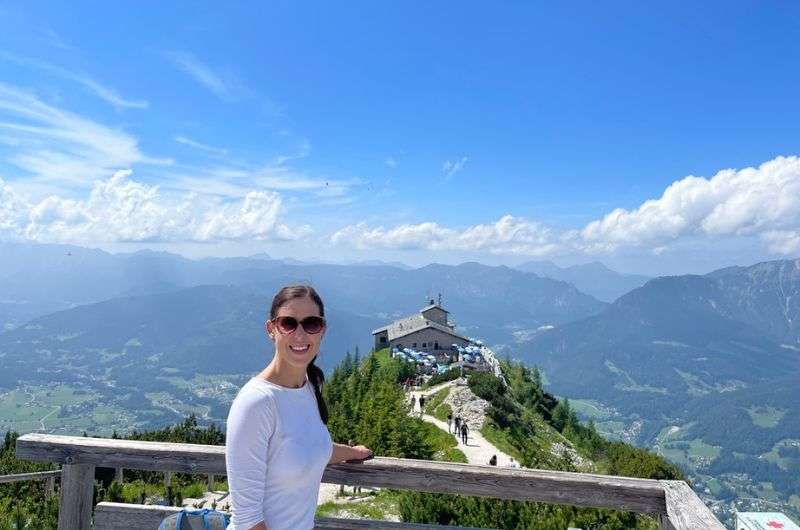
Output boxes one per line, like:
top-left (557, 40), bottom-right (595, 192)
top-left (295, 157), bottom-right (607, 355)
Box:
top-left (306, 356), bottom-right (328, 424)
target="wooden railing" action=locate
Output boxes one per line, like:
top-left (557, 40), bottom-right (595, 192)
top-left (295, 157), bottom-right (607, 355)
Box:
top-left (0, 469), bottom-right (61, 499)
top-left (15, 433), bottom-right (725, 530)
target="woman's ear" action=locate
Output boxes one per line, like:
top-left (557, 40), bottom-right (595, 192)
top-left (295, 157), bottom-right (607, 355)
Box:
top-left (265, 320), bottom-right (275, 340)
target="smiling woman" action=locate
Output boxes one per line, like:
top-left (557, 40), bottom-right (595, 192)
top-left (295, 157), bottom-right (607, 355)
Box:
top-left (224, 284), bottom-right (373, 530)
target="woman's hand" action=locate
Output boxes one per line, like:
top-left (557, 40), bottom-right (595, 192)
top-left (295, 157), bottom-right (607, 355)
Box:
top-left (348, 445), bottom-right (373, 461)
top-left (330, 442), bottom-right (374, 463)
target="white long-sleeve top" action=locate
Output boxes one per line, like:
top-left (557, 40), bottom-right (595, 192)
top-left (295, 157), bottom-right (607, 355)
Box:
top-left (225, 377), bottom-right (333, 530)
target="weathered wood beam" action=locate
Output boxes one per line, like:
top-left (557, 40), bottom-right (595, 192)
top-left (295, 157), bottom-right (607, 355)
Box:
top-left (0, 469), bottom-right (61, 484)
top-left (660, 480), bottom-right (725, 530)
top-left (93, 502), bottom-right (492, 530)
top-left (17, 433), bottom-right (226, 473)
top-left (17, 433), bottom-right (667, 514)
top-left (323, 457), bottom-right (667, 514)
top-left (57, 464), bottom-right (94, 530)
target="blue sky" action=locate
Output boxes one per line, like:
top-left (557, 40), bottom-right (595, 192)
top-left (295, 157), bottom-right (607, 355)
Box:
top-left (0, 1), bottom-right (799, 275)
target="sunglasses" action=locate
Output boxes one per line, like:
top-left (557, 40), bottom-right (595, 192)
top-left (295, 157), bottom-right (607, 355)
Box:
top-left (271, 315), bottom-right (326, 335)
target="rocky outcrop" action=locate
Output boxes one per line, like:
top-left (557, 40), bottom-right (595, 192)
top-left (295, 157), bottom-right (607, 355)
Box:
top-left (442, 381), bottom-right (491, 430)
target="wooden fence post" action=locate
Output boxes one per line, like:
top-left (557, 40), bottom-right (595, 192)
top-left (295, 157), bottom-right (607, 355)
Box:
top-left (658, 514), bottom-right (676, 530)
top-left (45, 475), bottom-right (55, 499)
top-left (57, 463), bottom-right (95, 530)
top-left (207, 473), bottom-right (215, 491)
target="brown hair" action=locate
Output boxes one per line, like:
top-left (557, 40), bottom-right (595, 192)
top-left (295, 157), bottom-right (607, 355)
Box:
top-left (269, 284), bottom-right (328, 424)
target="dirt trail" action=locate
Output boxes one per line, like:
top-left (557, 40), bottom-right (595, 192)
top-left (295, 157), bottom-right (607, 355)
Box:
top-left (409, 381), bottom-right (519, 468)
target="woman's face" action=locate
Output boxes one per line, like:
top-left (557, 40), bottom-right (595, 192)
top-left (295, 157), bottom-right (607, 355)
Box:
top-left (266, 296), bottom-right (325, 371)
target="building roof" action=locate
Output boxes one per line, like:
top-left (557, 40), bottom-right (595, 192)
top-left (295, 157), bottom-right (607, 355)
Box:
top-left (420, 303), bottom-right (449, 314)
top-left (372, 312), bottom-right (468, 342)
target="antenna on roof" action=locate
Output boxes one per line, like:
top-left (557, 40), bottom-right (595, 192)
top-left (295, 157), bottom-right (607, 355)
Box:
top-left (438, 292), bottom-right (442, 306)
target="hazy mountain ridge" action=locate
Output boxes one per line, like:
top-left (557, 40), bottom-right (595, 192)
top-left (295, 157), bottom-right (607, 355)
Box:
top-left (0, 243), bottom-right (605, 335)
top-left (515, 260), bottom-right (650, 302)
top-left (525, 258), bottom-right (800, 422)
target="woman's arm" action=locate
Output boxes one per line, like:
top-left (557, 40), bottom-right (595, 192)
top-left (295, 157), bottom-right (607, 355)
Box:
top-left (225, 389), bottom-right (275, 530)
top-left (329, 443), bottom-right (373, 464)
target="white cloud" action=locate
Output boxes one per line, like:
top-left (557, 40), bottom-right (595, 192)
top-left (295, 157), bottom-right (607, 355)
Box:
top-left (165, 51), bottom-right (244, 101)
top-left (0, 178), bottom-right (27, 238)
top-left (442, 156), bottom-right (468, 178)
top-left (581, 156), bottom-right (800, 253)
top-left (333, 155), bottom-right (800, 257)
top-left (164, 162), bottom-right (362, 202)
top-left (762, 230), bottom-right (800, 255)
top-left (0, 170), bottom-right (308, 244)
top-left (174, 135), bottom-right (228, 155)
top-left (196, 190), bottom-right (311, 242)
top-left (0, 82), bottom-right (148, 186)
top-left (385, 156), bottom-right (397, 168)
top-left (0, 52), bottom-right (148, 109)
top-left (331, 215), bottom-right (560, 256)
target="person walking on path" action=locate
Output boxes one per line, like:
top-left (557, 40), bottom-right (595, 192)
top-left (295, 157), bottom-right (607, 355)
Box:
top-left (446, 412), bottom-right (453, 433)
top-left (454, 415), bottom-right (461, 435)
top-left (410, 394), bottom-right (416, 411)
top-left (419, 395), bottom-right (426, 415)
top-left (488, 454), bottom-right (497, 466)
top-left (460, 422), bottom-right (469, 445)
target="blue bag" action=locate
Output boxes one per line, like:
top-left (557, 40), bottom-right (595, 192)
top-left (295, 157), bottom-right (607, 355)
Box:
top-left (158, 507), bottom-right (230, 530)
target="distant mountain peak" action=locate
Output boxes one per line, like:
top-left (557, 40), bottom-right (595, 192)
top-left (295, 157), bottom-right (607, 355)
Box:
top-left (514, 260), bottom-right (650, 303)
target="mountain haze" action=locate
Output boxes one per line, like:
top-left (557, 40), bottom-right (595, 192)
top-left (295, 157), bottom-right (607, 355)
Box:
top-left (515, 260), bottom-right (650, 302)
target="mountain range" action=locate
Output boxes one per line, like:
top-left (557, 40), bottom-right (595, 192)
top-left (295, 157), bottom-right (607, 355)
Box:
top-left (514, 260), bottom-right (650, 302)
top-left (520, 258), bottom-right (800, 511)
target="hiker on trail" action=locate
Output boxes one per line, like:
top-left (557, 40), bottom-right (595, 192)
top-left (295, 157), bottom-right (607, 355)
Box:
top-left (419, 395), bottom-right (426, 413)
top-left (508, 457), bottom-right (517, 468)
top-left (446, 412), bottom-right (453, 433)
top-left (488, 454), bottom-right (497, 466)
top-left (410, 394), bottom-right (416, 410)
top-left (226, 284), bottom-right (373, 530)
top-left (460, 422), bottom-right (469, 445)
top-left (454, 415), bottom-right (461, 434)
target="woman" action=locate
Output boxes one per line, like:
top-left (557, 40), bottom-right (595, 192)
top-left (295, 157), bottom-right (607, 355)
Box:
top-left (225, 285), bottom-right (373, 530)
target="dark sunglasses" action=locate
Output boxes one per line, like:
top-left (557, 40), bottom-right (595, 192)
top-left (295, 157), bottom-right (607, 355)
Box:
top-left (271, 315), bottom-right (326, 335)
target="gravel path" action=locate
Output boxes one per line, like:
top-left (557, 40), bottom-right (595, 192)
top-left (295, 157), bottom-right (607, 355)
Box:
top-left (409, 382), bottom-right (519, 468)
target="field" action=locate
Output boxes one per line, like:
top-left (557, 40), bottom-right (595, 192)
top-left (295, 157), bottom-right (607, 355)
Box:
top-left (747, 405), bottom-right (787, 428)
top-left (0, 384), bottom-right (146, 436)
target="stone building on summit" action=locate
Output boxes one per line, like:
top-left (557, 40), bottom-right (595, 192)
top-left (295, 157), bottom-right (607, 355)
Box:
top-left (371, 298), bottom-right (470, 355)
